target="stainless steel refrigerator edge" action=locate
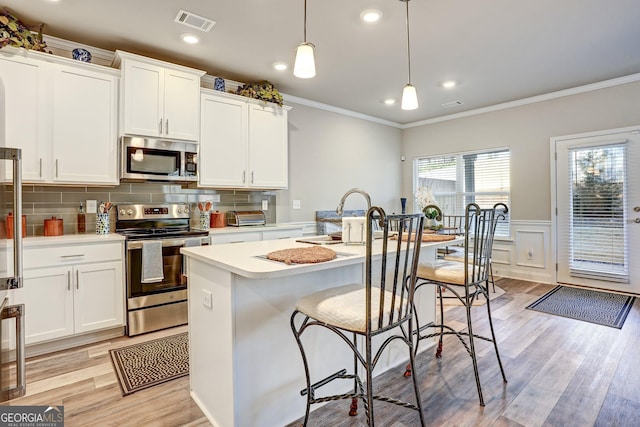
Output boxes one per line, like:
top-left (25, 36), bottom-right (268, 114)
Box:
top-left (0, 76), bottom-right (26, 403)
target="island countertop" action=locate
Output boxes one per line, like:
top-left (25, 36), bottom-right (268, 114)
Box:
top-left (180, 236), bottom-right (461, 279)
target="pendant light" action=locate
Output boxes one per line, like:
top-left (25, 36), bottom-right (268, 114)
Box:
top-left (400, 0), bottom-right (418, 110)
top-left (294, 0), bottom-right (316, 78)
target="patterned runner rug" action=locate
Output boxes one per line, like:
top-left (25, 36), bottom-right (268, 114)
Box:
top-left (109, 332), bottom-right (189, 396)
top-left (526, 286), bottom-right (635, 329)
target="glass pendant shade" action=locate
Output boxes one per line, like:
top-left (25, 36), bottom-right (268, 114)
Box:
top-left (294, 42), bottom-right (316, 78)
top-left (401, 83), bottom-right (419, 110)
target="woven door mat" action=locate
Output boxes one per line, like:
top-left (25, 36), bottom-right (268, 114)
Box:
top-left (109, 332), bottom-right (189, 396)
top-left (526, 286), bottom-right (635, 329)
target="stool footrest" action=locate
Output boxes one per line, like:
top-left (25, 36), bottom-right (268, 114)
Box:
top-left (300, 368), bottom-right (348, 396)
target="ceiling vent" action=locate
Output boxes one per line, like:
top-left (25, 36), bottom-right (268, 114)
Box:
top-left (441, 100), bottom-right (463, 108)
top-left (174, 10), bottom-right (216, 32)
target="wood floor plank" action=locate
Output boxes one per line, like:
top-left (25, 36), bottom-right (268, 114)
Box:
top-left (5, 279), bottom-right (640, 427)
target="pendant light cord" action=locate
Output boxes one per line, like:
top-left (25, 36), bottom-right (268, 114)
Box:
top-left (303, 0), bottom-right (308, 43)
top-left (405, 0), bottom-right (412, 84)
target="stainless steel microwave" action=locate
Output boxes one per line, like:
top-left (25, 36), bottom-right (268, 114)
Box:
top-left (120, 136), bottom-right (197, 182)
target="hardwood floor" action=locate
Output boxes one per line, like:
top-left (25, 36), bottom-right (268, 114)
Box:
top-left (5, 278), bottom-right (640, 427)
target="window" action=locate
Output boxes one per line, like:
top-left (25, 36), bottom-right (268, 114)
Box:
top-left (414, 148), bottom-right (510, 237)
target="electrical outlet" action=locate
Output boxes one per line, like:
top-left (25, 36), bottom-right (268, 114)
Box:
top-left (202, 289), bottom-right (213, 309)
top-left (262, 200), bottom-right (269, 210)
top-left (293, 200), bottom-right (301, 209)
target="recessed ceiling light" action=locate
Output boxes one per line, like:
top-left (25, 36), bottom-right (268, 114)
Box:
top-left (273, 62), bottom-right (288, 71)
top-left (442, 80), bottom-right (457, 89)
top-left (384, 98), bottom-right (396, 105)
top-left (360, 9), bottom-right (382, 23)
top-left (181, 33), bottom-right (200, 44)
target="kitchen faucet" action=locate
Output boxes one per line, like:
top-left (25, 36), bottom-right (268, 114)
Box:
top-left (336, 188), bottom-right (372, 216)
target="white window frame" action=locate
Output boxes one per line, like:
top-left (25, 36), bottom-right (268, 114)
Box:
top-left (413, 147), bottom-right (511, 238)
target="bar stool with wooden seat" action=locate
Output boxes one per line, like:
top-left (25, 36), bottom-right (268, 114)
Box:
top-left (290, 208), bottom-right (426, 426)
top-left (407, 202), bottom-right (508, 406)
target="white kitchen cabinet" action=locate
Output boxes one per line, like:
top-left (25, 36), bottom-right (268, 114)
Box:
top-left (114, 51), bottom-right (205, 141)
top-left (200, 90), bottom-right (290, 189)
top-left (51, 65), bottom-right (118, 184)
top-left (12, 241), bottom-right (125, 346)
top-left (0, 51), bottom-right (49, 181)
top-left (0, 48), bottom-right (119, 185)
top-left (209, 226), bottom-right (303, 245)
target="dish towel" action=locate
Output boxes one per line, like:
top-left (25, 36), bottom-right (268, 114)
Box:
top-left (141, 240), bottom-right (164, 283)
top-left (184, 237), bottom-right (204, 247)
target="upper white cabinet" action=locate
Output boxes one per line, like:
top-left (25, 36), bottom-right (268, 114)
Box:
top-left (200, 90), bottom-right (290, 189)
top-left (114, 51), bottom-right (205, 142)
top-left (0, 48), bottom-right (119, 185)
top-left (51, 65), bottom-right (118, 184)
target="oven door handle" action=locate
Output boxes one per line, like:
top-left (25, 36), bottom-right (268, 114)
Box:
top-left (126, 237), bottom-right (207, 250)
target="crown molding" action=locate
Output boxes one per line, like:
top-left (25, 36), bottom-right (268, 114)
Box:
top-left (402, 73), bottom-right (640, 129)
top-left (43, 35), bottom-right (115, 62)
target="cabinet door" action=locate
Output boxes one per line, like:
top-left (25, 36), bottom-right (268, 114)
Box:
top-left (248, 104), bottom-right (288, 189)
top-left (0, 54), bottom-right (49, 182)
top-left (52, 65), bottom-right (118, 184)
top-left (74, 261), bottom-right (124, 334)
top-left (19, 267), bottom-right (74, 344)
top-left (163, 69), bottom-right (201, 141)
top-left (200, 94), bottom-right (248, 187)
top-left (122, 60), bottom-right (163, 137)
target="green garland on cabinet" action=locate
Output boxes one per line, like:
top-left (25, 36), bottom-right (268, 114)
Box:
top-left (235, 81), bottom-right (283, 107)
top-left (0, 8), bottom-right (48, 52)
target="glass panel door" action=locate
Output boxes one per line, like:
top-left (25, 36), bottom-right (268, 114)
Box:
top-left (555, 126), bottom-right (640, 293)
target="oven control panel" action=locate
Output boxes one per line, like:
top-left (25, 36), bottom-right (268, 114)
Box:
top-left (117, 204), bottom-right (191, 220)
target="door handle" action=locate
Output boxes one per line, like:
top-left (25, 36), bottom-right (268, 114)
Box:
top-left (55, 159), bottom-right (59, 178)
top-left (165, 119), bottom-right (169, 135)
top-left (2, 302), bottom-right (26, 399)
top-left (635, 218), bottom-right (640, 224)
top-left (76, 269), bottom-right (80, 290)
top-left (159, 118), bottom-right (163, 135)
top-left (67, 270), bottom-right (71, 291)
top-left (634, 207), bottom-right (640, 212)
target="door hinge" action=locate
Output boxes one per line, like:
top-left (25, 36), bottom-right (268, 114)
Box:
top-left (554, 151), bottom-right (557, 160)
top-left (555, 263), bottom-right (558, 271)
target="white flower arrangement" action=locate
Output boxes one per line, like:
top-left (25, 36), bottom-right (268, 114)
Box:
top-left (415, 186), bottom-right (439, 219)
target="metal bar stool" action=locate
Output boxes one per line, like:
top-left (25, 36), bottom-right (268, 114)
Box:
top-left (291, 208), bottom-right (426, 426)
top-left (407, 202), bottom-right (508, 406)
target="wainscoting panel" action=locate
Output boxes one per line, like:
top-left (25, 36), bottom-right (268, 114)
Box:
top-left (491, 220), bottom-right (554, 284)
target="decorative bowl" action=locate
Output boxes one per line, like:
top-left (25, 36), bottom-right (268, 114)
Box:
top-left (72, 48), bottom-right (92, 62)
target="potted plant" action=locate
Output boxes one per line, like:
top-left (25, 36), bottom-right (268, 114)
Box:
top-left (415, 186), bottom-right (441, 229)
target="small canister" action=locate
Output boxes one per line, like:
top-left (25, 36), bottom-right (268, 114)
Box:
top-left (6, 213), bottom-right (27, 238)
top-left (44, 217), bottom-right (64, 236)
top-left (210, 211), bottom-right (226, 228)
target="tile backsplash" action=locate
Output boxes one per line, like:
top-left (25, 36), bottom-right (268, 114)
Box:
top-left (1, 183), bottom-right (276, 236)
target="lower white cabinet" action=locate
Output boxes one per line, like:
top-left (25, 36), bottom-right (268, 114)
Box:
top-left (210, 227), bottom-right (303, 245)
top-left (14, 241), bottom-right (125, 345)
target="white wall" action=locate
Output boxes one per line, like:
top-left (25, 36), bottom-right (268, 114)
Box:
top-left (276, 102), bottom-right (403, 224)
top-left (401, 79), bottom-right (640, 283)
top-left (401, 80), bottom-right (640, 221)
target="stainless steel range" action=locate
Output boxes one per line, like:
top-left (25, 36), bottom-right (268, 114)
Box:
top-left (116, 203), bottom-right (210, 336)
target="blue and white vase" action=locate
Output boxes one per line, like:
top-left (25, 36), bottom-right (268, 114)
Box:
top-left (214, 77), bottom-right (225, 92)
top-left (72, 48), bottom-right (92, 63)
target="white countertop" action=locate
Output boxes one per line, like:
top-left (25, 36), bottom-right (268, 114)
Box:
top-left (206, 224), bottom-right (303, 235)
top-left (0, 233), bottom-right (125, 248)
top-left (181, 236), bottom-right (462, 279)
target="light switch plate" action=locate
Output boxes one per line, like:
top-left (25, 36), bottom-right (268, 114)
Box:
top-left (262, 200), bottom-right (268, 210)
top-left (202, 289), bottom-right (213, 309)
top-left (293, 200), bottom-right (301, 209)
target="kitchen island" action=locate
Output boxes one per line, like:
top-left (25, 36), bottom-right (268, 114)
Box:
top-left (181, 236), bottom-right (460, 427)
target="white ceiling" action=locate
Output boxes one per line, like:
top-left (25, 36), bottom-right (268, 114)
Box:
top-left (4, 0), bottom-right (640, 125)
